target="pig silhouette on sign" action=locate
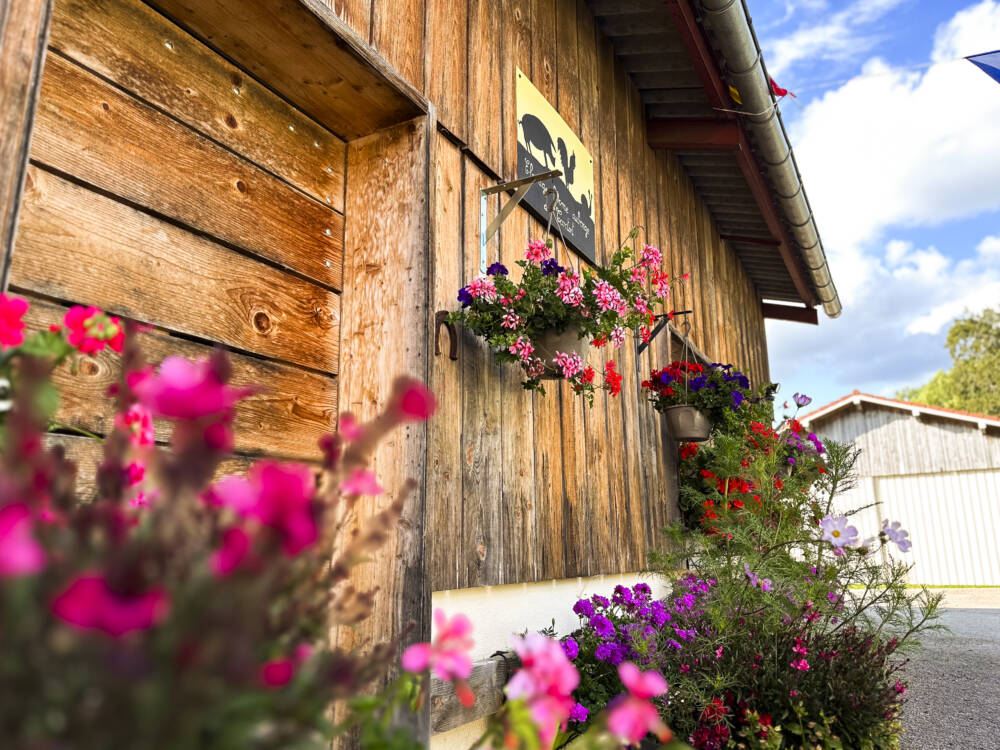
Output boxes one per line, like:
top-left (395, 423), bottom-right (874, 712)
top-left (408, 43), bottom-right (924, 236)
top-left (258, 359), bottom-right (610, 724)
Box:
top-left (519, 114), bottom-right (557, 169)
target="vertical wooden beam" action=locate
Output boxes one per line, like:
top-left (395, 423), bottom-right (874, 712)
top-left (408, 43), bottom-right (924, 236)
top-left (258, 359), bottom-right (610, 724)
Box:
top-left (0, 0), bottom-right (52, 290)
top-left (467, 0), bottom-right (502, 174)
top-left (425, 0), bottom-right (467, 139)
top-left (335, 116), bottom-right (430, 738)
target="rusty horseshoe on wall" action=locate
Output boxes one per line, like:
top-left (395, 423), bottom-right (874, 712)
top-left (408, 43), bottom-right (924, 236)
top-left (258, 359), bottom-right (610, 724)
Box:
top-left (435, 311), bottom-right (458, 360)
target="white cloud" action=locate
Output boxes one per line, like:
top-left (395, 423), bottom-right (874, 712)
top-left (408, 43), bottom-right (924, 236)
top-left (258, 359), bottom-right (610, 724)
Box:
top-left (979, 235), bottom-right (1000, 258)
top-left (763, 0), bottom-right (907, 78)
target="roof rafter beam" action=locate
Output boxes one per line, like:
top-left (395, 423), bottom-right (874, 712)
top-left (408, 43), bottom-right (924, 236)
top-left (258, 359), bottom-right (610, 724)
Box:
top-left (761, 302), bottom-right (818, 325)
top-left (646, 118), bottom-right (740, 150)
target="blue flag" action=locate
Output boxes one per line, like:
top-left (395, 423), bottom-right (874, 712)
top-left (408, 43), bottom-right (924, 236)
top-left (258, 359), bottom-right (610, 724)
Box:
top-left (967, 50), bottom-right (1000, 84)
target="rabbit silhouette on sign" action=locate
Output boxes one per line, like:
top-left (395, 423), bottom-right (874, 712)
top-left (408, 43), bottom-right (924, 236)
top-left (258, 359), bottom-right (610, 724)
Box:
top-left (557, 138), bottom-right (577, 185)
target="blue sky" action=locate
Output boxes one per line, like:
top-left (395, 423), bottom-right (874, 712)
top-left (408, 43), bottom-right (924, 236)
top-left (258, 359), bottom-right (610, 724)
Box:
top-left (746, 0), bottom-right (1000, 412)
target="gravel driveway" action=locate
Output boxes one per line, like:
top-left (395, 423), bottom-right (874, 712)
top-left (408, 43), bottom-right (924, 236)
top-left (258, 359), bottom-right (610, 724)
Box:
top-left (901, 605), bottom-right (1000, 749)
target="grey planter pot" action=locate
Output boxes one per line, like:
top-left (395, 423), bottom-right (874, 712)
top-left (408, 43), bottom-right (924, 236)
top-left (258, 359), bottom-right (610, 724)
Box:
top-left (532, 327), bottom-right (589, 380)
top-left (662, 404), bottom-right (711, 442)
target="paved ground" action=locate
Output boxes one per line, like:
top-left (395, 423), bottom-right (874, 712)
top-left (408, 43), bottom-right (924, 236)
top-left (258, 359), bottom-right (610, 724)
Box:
top-left (901, 592), bottom-right (1000, 749)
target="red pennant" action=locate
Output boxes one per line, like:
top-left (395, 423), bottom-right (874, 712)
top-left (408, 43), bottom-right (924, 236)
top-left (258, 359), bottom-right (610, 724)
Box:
top-left (769, 77), bottom-right (797, 99)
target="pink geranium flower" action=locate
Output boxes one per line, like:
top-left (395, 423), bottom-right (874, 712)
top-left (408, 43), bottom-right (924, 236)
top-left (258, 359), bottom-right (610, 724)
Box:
top-left (131, 356), bottom-right (253, 420)
top-left (553, 351), bottom-right (584, 380)
top-left (509, 336), bottom-right (535, 362)
top-left (210, 461), bottom-right (317, 556)
top-left (640, 244), bottom-right (663, 268)
top-left (0, 294), bottom-right (28, 349)
top-left (63, 306), bottom-right (124, 354)
top-left (0, 503), bottom-right (46, 577)
top-left (525, 238), bottom-right (551, 263)
top-left (51, 573), bottom-right (170, 637)
top-left (402, 609), bottom-right (475, 706)
top-left (505, 632), bottom-right (580, 746)
top-left (607, 662), bottom-right (672, 746)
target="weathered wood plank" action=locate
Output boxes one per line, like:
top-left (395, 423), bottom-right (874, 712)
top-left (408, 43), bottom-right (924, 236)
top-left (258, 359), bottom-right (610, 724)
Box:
top-left (500, 0), bottom-right (532, 180)
top-left (430, 651), bottom-right (518, 734)
top-left (427, 133), bottom-right (465, 592)
top-left (146, 0), bottom-right (424, 139)
top-left (334, 118), bottom-right (429, 740)
top-left (372, 0), bottom-right (424, 89)
top-left (555, 0), bottom-right (579, 132)
top-left (13, 166), bottom-right (341, 374)
top-left (32, 54), bottom-right (343, 289)
top-left (320, 0), bottom-right (370, 39)
top-left (531, 0), bottom-right (556, 101)
top-left (467, 0), bottom-right (502, 174)
top-left (49, 0), bottom-right (347, 213)
top-left (45, 433), bottom-right (254, 500)
top-left (0, 0), bottom-right (52, 290)
top-left (425, 0), bottom-right (467, 142)
top-left (24, 297), bottom-right (338, 461)
top-left (499, 205), bottom-right (538, 584)
top-left (461, 159), bottom-right (503, 585)
top-left (596, 30), bottom-right (630, 574)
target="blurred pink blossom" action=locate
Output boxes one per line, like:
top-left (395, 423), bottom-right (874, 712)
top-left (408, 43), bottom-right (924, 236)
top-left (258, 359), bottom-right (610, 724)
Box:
top-left (402, 610), bottom-right (475, 705)
top-left (607, 662), bottom-right (672, 745)
top-left (51, 573), bottom-right (169, 637)
top-left (505, 632), bottom-right (579, 746)
top-left (131, 356), bottom-right (253, 420)
top-left (0, 503), bottom-right (45, 577)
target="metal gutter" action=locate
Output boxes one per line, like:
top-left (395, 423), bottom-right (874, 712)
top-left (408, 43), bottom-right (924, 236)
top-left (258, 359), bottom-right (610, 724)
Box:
top-left (697, 0), bottom-right (842, 318)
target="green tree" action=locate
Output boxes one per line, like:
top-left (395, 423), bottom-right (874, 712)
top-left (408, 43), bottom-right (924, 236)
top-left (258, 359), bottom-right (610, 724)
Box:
top-left (897, 306), bottom-right (1000, 416)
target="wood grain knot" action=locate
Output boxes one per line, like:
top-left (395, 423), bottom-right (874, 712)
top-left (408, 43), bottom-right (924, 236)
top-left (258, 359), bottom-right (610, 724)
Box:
top-left (79, 359), bottom-right (100, 376)
top-left (225, 114), bottom-right (238, 129)
top-left (476, 542), bottom-right (486, 561)
top-left (230, 72), bottom-right (242, 87)
top-left (252, 310), bottom-right (272, 334)
top-left (235, 180), bottom-right (247, 193)
top-left (101, 102), bottom-right (109, 111)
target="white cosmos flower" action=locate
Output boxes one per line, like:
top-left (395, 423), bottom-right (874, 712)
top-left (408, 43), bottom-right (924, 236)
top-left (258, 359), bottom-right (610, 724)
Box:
top-left (820, 515), bottom-right (859, 548)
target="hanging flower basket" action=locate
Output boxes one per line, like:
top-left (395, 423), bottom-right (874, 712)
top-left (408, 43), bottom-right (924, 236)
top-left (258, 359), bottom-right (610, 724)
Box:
top-left (446, 230), bottom-right (688, 403)
top-left (533, 326), bottom-right (588, 380)
top-left (661, 404), bottom-right (712, 442)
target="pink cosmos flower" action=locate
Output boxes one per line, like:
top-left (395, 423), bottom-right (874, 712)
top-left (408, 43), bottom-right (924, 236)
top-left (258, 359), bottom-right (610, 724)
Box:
top-left (63, 306), bottom-right (124, 354)
top-left (0, 503), bottom-right (45, 577)
top-left (820, 515), bottom-right (858, 548)
top-left (51, 573), bottom-right (170, 637)
top-left (607, 662), bottom-right (672, 745)
top-left (790, 658), bottom-right (809, 671)
top-left (210, 461), bottom-right (317, 556)
top-left (467, 275), bottom-right (498, 302)
top-left (506, 632), bottom-right (580, 746)
top-left (640, 244), bottom-right (663, 268)
top-left (509, 336), bottom-right (535, 362)
top-left (525, 238), bottom-right (551, 263)
top-left (553, 351), bottom-right (584, 380)
top-left (340, 469), bottom-right (385, 497)
top-left (0, 294), bottom-right (29, 349)
top-left (402, 609), bottom-right (475, 705)
top-left (210, 526), bottom-right (251, 577)
top-left (397, 380), bottom-right (437, 421)
top-left (882, 520), bottom-right (912, 552)
top-left (611, 326), bottom-right (627, 348)
top-left (115, 403), bottom-right (155, 447)
top-left (501, 310), bottom-right (522, 329)
top-left (131, 356), bottom-right (253, 420)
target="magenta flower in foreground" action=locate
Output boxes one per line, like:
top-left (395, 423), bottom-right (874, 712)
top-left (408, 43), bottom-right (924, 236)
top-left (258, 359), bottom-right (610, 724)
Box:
top-left (52, 573), bottom-right (169, 637)
top-left (210, 461), bottom-right (317, 556)
top-left (339, 469), bottom-right (384, 497)
top-left (607, 662), bottom-right (672, 745)
top-left (210, 526), bottom-right (251, 577)
top-left (0, 503), bottom-right (45, 577)
top-left (402, 609), bottom-right (475, 705)
top-left (505, 632), bottom-right (579, 746)
top-left (131, 356), bottom-right (253, 420)
top-left (0, 293), bottom-right (28, 349)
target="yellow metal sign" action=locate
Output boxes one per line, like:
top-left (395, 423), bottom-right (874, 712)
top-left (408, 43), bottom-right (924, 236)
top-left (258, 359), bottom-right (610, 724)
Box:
top-left (515, 68), bottom-right (596, 262)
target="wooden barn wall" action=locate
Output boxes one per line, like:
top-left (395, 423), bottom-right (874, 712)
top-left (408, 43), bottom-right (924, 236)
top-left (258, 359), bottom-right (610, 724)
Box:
top-left (386, 0), bottom-right (773, 590)
top-left (812, 408), bottom-right (1000, 478)
top-left (12, 0), bottom-right (348, 474)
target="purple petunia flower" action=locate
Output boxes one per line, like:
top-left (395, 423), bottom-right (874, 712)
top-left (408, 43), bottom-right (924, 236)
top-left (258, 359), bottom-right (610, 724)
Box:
top-left (486, 262), bottom-right (508, 276)
top-left (573, 598), bottom-right (595, 618)
top-left (591, 595), bottom-right (611, 609)
top-left (457, 286), bottom-right (473, 307)
top-left (561, 637), bottom-right (579, 660)
top-left (589, 614), bottom-right (615, 639)
top-left (731, 390), bottom-right (744, 409)
top-left (540, 258), bottom-right (564, 276)
top-left (569, 702), bottom-right (589, 722)
top-left (595, 642), bottom-right (624, 664)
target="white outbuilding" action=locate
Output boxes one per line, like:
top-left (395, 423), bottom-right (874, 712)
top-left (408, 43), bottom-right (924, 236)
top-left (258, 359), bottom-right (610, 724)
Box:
top-left (801, 392), bottom-right (1000, 586)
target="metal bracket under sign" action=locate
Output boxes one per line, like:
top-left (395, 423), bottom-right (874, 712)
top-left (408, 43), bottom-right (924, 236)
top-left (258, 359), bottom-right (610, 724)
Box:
top-left (636, 310), bottom-right (693, 356)
top-left (480, 169), bottom-right (561, 273)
